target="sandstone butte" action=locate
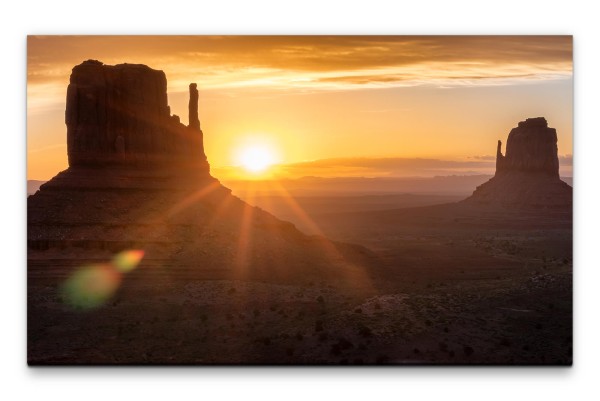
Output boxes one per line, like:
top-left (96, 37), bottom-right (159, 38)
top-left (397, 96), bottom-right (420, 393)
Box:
top-left (465, 117), bottom-right (572, 209)
top-left (27, 60), bottom-right (377, 286)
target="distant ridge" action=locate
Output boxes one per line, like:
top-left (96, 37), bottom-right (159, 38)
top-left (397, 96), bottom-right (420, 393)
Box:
top-left (27, 180), bottom-right (45, 196)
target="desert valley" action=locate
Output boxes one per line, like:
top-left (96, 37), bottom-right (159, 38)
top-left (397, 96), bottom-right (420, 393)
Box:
top-left (27, 57), bottom-right (571, 365)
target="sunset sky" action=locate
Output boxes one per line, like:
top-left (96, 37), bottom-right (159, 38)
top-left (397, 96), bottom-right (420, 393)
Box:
top-left (27, 35), bottom-right (573, 180)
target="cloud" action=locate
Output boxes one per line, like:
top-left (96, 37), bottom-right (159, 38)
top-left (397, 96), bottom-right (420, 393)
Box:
top-left (273, 157), bottom-right (496, 178)
top-left (269, 155), bottom-right (575, 179)
top-left (27, 36), bottom-right (572, 93)
top-left (469, 155), bottom-right (496, 161)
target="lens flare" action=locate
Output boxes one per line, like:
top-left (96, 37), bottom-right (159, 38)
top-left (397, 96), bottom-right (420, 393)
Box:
top-left (61, 249), bottom-right (145, 310)
top-left (60, 264), bottom-right (122, 310)
top-left (112, 249), bottom-right (145, 272)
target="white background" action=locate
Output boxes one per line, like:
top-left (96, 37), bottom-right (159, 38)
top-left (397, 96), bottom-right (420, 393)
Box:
top-left (2, 0), bottom-right (598, 400)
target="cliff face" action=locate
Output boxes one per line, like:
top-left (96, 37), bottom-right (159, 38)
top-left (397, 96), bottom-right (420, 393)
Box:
top-left (65, 60), bottom-right (208, 171)
top-left (466, 117), bottom-right (571, 209)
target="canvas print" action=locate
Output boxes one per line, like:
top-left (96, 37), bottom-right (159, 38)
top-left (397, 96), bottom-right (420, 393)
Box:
top-left (27, 36), bottom-right (572, 365)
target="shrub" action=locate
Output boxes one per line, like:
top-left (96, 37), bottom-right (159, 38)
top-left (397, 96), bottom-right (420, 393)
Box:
top-left (357, 325), bottom-right (372, 338)
top-left (315, 320), bottom-right (324, 332)
top-left (336, 337), bottom-right (353, 351)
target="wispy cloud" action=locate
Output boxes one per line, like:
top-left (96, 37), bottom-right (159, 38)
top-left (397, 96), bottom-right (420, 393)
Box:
top-left (286, 154), bottom-right (575, 178)
top-left (469, 155), bottom-right (496, 161)
top-left (28, 36), bottom-right (572, 94)
top-left (212, 157), bottom-right (497, 179)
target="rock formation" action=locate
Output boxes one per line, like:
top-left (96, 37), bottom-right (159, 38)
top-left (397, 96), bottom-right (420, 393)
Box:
top-left (188, 83), bottom-right (201, 131)
top-left (29, 60), bottom-right (221, 254)
top-left (495, 117), bottom-right (559, 177)
top-left (465, 117), bottom-right (571, 208)
top-left (65, 60), bottom-right (208, 172)
top-left (28, 60), bottom-right (373, 284)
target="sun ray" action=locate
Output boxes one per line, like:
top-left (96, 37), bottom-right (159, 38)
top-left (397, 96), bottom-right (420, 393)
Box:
top-left (265, 179), bottom-right (375, 291)
top-left (266, 180), bottom-right (329, 239)
top-left (233, 182), bottom-right (257, 280)
top-left (163, 180), bottom-right (222, 219)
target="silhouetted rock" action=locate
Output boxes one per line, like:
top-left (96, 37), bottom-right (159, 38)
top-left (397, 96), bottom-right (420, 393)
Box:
top-left (188, 83), bottom-right (201, 131)
top-left (28, 60), bottom-right (376, 288)
top-left (31, 60), bottom-right (224, 253)
top-left (496, 117), bottom-right (559, 177)
top-left (66, 60), bottom-right (208, 172)
top-left (466, 117), bottom-right (571, 209)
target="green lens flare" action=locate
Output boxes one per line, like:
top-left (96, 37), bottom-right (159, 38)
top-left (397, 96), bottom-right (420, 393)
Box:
top-left (60, 264), bottom-right (121, 310)
top-left (112, 250), bottom-right (145, 273)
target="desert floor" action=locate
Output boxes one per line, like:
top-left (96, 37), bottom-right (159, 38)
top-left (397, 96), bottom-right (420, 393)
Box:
top-left (28, 191), bottom-right (572, 365)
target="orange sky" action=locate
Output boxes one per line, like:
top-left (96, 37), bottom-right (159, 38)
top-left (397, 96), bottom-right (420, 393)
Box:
top-left (27, 36), bottom-right (573, 180)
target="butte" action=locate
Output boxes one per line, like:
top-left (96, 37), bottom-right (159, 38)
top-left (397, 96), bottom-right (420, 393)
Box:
top-left (311, 117), bottom-right (573, 231)
top-left (464, 117), bottom-right (572, 209)
top-left (27, 60), bottom-right (377, 286)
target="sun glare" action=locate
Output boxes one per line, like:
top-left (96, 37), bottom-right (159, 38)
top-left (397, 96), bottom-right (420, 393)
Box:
top-left (239, 145), bottom-right (275, 173)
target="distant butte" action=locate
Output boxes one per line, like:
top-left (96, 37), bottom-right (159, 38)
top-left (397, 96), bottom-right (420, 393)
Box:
top-left (465, 117), bottom-right (572, 209)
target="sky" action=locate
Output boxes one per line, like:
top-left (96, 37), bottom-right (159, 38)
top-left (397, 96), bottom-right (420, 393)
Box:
top-left (27, 35), bottom-right (573, 180)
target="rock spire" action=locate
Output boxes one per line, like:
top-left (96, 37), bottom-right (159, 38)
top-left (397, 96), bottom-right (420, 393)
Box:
top-left (188, 83), bottom-right (201, 131)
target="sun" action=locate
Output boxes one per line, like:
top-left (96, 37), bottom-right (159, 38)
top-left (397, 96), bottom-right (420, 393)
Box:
top-left (239, 145), bottom-right (275, 173)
